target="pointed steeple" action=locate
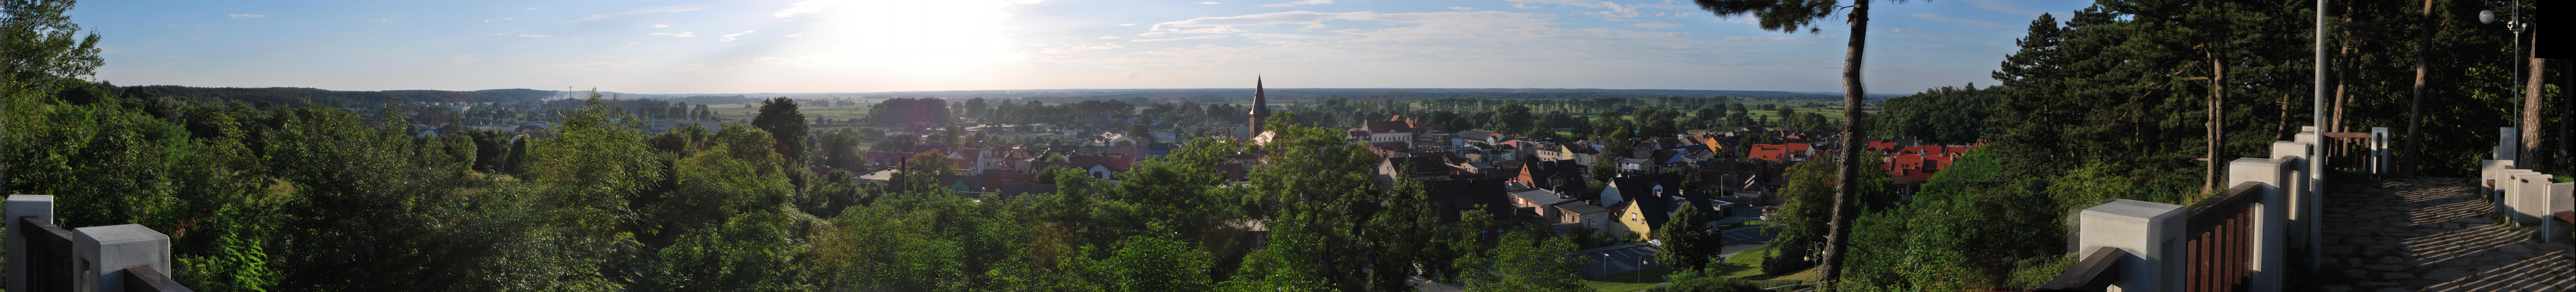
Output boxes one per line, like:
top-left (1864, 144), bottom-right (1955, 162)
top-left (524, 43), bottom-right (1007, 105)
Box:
top-left (1252, 76), bottom-right (1267, 114)
top-left (1248, 75), bottom-right (1271, 136)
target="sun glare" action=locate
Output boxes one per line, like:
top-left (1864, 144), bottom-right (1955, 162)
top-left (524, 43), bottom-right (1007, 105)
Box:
top-left (773, 0), bottom-right (1024, 75)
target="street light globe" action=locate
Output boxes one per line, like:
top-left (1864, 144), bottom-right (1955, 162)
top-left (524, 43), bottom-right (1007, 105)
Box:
top-left (2479, 10), bottom-right (2495, 24)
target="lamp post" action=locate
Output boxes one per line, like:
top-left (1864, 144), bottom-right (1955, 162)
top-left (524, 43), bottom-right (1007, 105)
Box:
top-left (2480, 4), bottom-right (2527, 134)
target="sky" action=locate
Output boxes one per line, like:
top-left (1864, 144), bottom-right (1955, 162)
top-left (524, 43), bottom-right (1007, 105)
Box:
top-left (78, 0), bottom-right (2096, 94)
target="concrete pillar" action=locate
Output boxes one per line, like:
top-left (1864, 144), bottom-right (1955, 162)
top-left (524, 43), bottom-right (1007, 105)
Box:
top-left (2481, 160), bottom-right (2518, 197)
top-left (2228, 158), bottom-right (2289, 292)
top-left (2078, 199), bottom-right (2186, 292)
top-left (2506, 173), bottom-right (2556, 224)
top-left (8, 195), bottom-right (58, 292)
top-left (2498, 127), bottom-right (2520, 161)
top-left (71, 224), bottom-right (172, 292)
top-left (2544, 182), bottom-right (2574, 243)
top-left (2369, 127), bottom-right (2392, 174)
top-left (2291, 130), bottom-right (2324, 273)
top-left (2269, 141), bottom-right (2316, 271)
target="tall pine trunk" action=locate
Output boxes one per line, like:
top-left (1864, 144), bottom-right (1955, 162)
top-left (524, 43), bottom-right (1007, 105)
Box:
top-left (2405, 0), bottom-right (2433, 175)
top-left (1817, 0), bottom-right (1869, 288)
top-left (2521, 35), bottom-right (2544, 169)
top-left (2333, 33), bottom-right (2352, 133)
top-left (2207, 51), bottom-right (2226, 192)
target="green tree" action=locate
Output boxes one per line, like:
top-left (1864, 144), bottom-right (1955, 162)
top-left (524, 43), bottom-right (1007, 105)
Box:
top-left (1463, 231), bottom-right (1585, 292)
top-left (1655, 206), bottom-right (1721, 272)
top-left (1693, 0), bottom-right (1914, 285)
top-left (1099, 235), bottom-right (1215, 292)
top-left (751, 97), bottom-right (808, 164)
top-left (1492, 102), bottom-right (1533, 134)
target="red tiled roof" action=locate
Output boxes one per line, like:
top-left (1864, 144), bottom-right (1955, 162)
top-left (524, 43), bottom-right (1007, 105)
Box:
top-left (1749, 144), bottom-right (1789, 162)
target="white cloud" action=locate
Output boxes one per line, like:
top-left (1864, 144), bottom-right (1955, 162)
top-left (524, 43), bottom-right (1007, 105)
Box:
top-left (773, 0), bottom-right (840, 17)
top-left (719, 38), bottom-right (738, 41)
top-left (1165, 26), bottom-right (1246, 34)
top-left (527, 7), bottom-right (540, 10)
top-left (1891, 27), bottom-right (1917, 33)
top-left (1037, 42), bottom-right (1125, 54)
top-left (1910, 13), bottom-right (2007, 29)
top-left (1629, 22), bottom-right (1681, 29)
top-left (1098, 36), bottom-right (1124, 39)
top-left (483, 31), bottom-right (521, 36)
top-left (1511, 3), bottom-right (1539, 8)
top-left (1965, 0), bottom-right (2041, 17)
top-left (1448, 6), bottom-right (1477, 10)
top-left (1130, 35), bottom-right (1230, 42)
top-left (785, 34), bottom-right (802, 37)
top-left (653, 24), bottom-right (669, 28)
top-left (1120, 24), bottom-right (1138, 26)
top-left (518, 34), bottom-right (552, 37)
top-left (1723, 36), bottom-right (1792, 42)
top-left (367, 19), bottom-right (391, 22)
top-left (753, 57), bottom-right (777, 62)
top-left (447, 55), bottom-right (483, 64)
top-left (540, 61), bottom-right (631, 71)
top-left (228, 14), bottom-right (266, 18)
top-left (504, 17), bottom-right (515, 20)
top-left (1137, 32), bottom-right (1167, 37)
top-left (723, 32), bottom-right (751, 37)
top-left (577, 5), bottom-right (710, 21)
top-left (1503, 0), bottom-right (1612, 8)
top-left (651, 32), bottom-right (697, 37)
top-left (1197, 1), bottom-right (1222, 4)
top-left (1257, 0), bottom-right (1330, 8)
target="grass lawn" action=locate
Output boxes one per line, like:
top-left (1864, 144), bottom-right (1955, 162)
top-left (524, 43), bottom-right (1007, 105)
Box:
top-left (1583, 266), bottom-right (1675, 292)
top-left (1709, 245), bottom-right (1772, 279)
top-left (1580, 245), bottom-right (1786, 292)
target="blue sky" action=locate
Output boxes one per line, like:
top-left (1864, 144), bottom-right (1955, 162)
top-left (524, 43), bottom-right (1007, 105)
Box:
top-left (78, 0), bottom-right (2095, 94)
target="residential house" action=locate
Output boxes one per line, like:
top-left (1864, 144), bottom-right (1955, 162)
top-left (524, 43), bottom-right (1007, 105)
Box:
top-left (1379, 156), bottom-right (1454, 180)
top-left (1513, 159), bottom-right (1586, 192)
top-left (1509, 188), bottom-right (1576, 218)
top-left (1554, 203), bottom-right (1613, 231)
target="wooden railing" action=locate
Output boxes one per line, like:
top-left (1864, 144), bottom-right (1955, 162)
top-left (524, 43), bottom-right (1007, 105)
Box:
top-left (2320, 132), bottom-right (2375, 172)
top-left (2033, 246), bottom-right (2126, 292)
top-left (123, 266), bottom-right (194, 292)
top-left (2181, 182), bottom-right (2263, 292)
top-left (19, 216), bottom-right (76, 292)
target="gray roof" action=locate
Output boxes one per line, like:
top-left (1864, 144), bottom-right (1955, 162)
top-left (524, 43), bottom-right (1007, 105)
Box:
top-left (1555, 202), bottom-right (1609, 215)
top-left (1509, 189), bottom-right (1572, 206)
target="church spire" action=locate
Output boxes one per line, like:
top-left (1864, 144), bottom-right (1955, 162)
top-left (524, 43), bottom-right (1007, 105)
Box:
top-left (1248, 75), bottom-right (1271, 136)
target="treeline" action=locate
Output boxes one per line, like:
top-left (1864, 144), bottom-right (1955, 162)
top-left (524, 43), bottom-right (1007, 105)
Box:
top-left (114, 85), bottom-right (560, 107)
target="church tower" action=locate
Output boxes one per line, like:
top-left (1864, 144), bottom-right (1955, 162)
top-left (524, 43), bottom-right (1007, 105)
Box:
top-left (1248, 76), bottom-right (1270, 136)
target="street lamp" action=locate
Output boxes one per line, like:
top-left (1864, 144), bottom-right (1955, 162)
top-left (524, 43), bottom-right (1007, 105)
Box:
top-left (2481, 4), bottom-right (2528, 133)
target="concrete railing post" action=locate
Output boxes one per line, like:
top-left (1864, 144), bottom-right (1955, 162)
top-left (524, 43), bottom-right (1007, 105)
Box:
top-left (2506, 173), bottom-right (2556, 225)
top-left (2481, 160), bottom-right (2518, 199)
top-left (2498, 127), bottom-right (2520, 162)
top-left (2369, 127), bottom-right (2391, 174)
top-left (8, 195), bottom-right (58, 292)
top-left (72, 224), bottom-right (173, 292)
top-left (2228, 158), bottom-right (2289, 292)
top-left (2545, 182), bottom-right (2574, 243)
top-left (2270, 141), bottom-right (2317, 271)
top-left (2078, 199), bottom-right (2186, 292)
